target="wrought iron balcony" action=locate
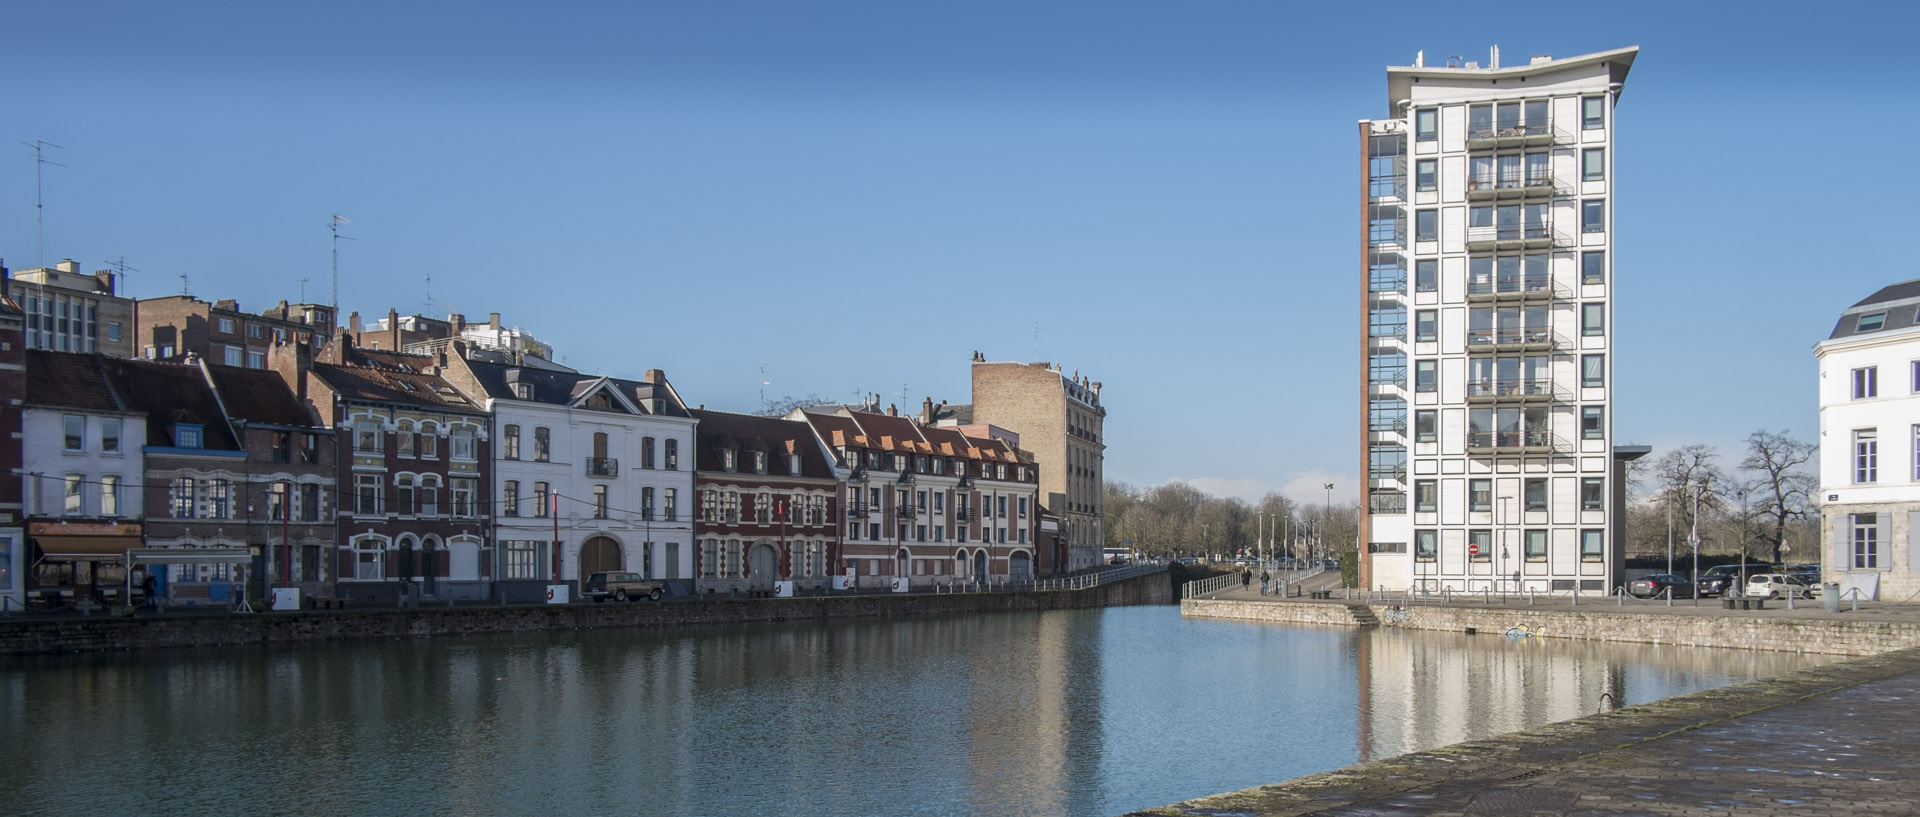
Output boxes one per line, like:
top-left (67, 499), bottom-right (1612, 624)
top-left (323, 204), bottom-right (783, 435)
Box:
top-left (845, 503), bottom-right (871, 517)
top-left (954, 509), bottom-right (971, 522)
top-left (585, 457), bottom-right (619, 477)
top-left (897, 507), bottom-right (918, 520)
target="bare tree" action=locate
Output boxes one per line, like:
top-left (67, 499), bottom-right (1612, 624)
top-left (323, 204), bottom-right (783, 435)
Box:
top-left (756, 394), bottom-right (836, 417)
top-left (1652, 444), bottom-right (1726, 557)
top-left (1740, 430), bottom-right (1816, 564)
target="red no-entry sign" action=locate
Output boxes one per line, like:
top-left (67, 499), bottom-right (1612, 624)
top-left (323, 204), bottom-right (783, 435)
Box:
top-left (1468, 543), bottom-right (1481, 557)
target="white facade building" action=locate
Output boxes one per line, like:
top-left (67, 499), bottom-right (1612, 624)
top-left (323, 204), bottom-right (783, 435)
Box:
top-left (447, 355), bottom-right (698, 593)
top-left (1814, 281), bottom-right (1920, 601)
top-left (1359, 47), bottom-right (1637, 595)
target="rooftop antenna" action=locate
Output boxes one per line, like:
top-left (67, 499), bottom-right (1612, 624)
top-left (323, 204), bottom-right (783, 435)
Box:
top-left (20, 140), bottom-right (65, 267)
top-left (296, 277), bottom-right (310, 303)
top-left (330, 214), bottom-right (353, 330)
top-left (178, 273), bottom-right (192, 297)
top-left (1033, 321), bottom-right (1041, 362)
top-left (422, 271), bottom-right (435, 314)
top-left (898, 382), bottom-right (910, 409)
top-left (759, 363), bottom-right (771, 414)
top-left (103, 256), bottom-right (141, 298)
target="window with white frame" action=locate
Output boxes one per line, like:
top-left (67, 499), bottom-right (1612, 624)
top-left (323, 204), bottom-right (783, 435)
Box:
top-left (355, 426), bottom-right (382, 454)
top-left (355, 537), bottom-right (386, 580)
top-left (1583, 406), bottom-right (1604, 440)
top-left (1853, 366), bottom-right (1878, 399)
top-left (419, 428), bottom-right (438, 458)
top-left (1525, 529), bottom-right (1548, 562)
top-left (505, 540), bottom-right (542, 580)
top-left (1414, 529), bottom-right (1436, 562)
top-left (1855, 429), bottom-right (1878, 483)
top-left (1582, 303), bottom-right (1604, 336)
top-left (397, 426), bottom-right (416, 458)
top-left (452, 478), bottom-right (475, 518)
top-left (205, 479), bottom-right (231, 518)
top-left (101, 418), bottom-right (120, 453)
top-left (1581, 529), bottom-right (1604, 562)
top-left (1415, 108), bottom-right (1436, 142)
top-left (101, 475), bottom-right (119, 516)
top-left (1414, 480), bottom-right (1437, 513)
top-left (64, 474), bottom-right (84, 515)
top-left (1582, 148), bottom-right (1604, 181)
top-left (223, 345), bottom-right (244, 367)
top-left (419, 476), bottom-right (439, 516)
top-left (1852, 513), bottom-right (1879, 569)
top-left (1468, 529), bottom-right (1491, 562)
top-left (63, 415), bottom-right (84, 451)
top-left (1581, 477), bottom-right (1604, 511)
top-left (356, 474), bottom-right (380, 515)
top-left (1582, 355), bottom-right (1605, 389)
top-left (451, 428), bottom-right (476, 461)
top-left (1582, 96), bottom-right (1605, 130)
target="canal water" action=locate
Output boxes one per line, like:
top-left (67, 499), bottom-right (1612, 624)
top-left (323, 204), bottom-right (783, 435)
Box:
top-left (0, 606), bottom-right (1829, 817)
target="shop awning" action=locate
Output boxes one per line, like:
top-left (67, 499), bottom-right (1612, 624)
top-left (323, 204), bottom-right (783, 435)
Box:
top-left (124, 548), bottom-right (253, 566)
top-left (33, 535), bottom-right (141, 561)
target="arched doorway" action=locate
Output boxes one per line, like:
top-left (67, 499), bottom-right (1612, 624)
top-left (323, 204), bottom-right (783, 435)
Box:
top-left (1009, 551), bottom-right (1032, 582)
top-left (420, 536), bottom-right (440, 595)
top-left (396, 535), bottom-right (417, 585)
top-left (953, 550), bottom-right (969, 581)
top-left (749, 543), bottom-right (778, 594)
top-left (448, 537), bottom-right (480, 582)
top-left (973, 551), bottom-right (988, 584)
top-left (580, 536), bottom-right (622, 579)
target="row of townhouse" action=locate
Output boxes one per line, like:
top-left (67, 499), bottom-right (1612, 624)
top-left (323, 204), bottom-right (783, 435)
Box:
top-left (1, 304), bottom-right (1072, 607)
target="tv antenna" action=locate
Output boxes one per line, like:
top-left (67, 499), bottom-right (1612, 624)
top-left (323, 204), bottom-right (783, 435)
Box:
top-left (329, 214), bottom-right (353, 326)
top-left (1033, 321), bottom-right (1041, 362)
top-left (20, 139), bottom-right (65, 267)
top-left (423, 272), bottom-right (435, 314)
top-left (103, 256), bottom-right (141, 298)
top-left (297, 277), bottom-right (310, 303)
top-left (759, 363), bottom-right (771, 414)
top-left (898, 382), bottom-right (910, 409)
top-left (178, 273), bottom-right (192, 297)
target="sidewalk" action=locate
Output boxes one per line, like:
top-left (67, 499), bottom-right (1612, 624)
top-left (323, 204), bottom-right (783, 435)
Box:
top-left (1127, 645), bottom-right (1920, 816)
top-left (1203, 583), bottom-right (1920, 627)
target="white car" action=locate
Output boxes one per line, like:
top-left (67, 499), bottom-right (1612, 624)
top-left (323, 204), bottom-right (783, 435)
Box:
top-left (1744, 573), bottom-right (1818, 600)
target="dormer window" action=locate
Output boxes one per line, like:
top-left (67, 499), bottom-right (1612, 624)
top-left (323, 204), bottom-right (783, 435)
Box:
top-left (589, 393), bottom-right (611, 409)
top-left (789, 453), bottom-right (801, 474)
top-left (752, 450), bottom-right (767, 474)
top-left (1858, 312), bottom-right (1888, 332)
top-left (722, 448), bottom-right (737, 472)
top-left (172, 423), bottom-right (203, 449)
top-left (513, 383), bottom-right (533, 400)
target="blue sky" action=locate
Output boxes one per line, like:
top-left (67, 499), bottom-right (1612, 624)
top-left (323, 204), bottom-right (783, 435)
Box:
top-left (6, 1), bottom-right (1915, 504)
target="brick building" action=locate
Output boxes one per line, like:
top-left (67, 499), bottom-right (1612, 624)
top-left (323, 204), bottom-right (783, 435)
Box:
top-left (280, 340), bottom-right (492, 604)
top-left (0, 294), bottom-right (23, 608)
top-left (136, 295), bottom-right (334, 368)
top-left (2, 259), bottom-right (136, 358)
top-left (795, 404), bottom-right (1041, 588)
top-left (963, 356), bottom-right (1106, 573)
top-left (690, 409), bottom-right (840, 596)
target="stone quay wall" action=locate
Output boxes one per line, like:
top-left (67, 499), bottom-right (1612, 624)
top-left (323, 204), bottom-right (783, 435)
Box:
top-left (0, 572), bottom-right (1171, 657)
top-left (1182, 598), bottom-right (1920, 656)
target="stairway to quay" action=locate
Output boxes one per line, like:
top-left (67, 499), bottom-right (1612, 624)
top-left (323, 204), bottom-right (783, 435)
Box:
top-left (1144, 591), bottom-right (1920, 816)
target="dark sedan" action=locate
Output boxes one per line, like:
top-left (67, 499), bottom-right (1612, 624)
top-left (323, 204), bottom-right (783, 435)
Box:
top-left (1627, 574), bottom-right (1694, 599)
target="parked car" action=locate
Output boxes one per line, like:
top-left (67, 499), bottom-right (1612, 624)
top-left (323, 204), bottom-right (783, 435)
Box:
top-left (1745, 573), bottom-right (1819, 600)
top-left (1627, 574), bottom-right (1694, 599)
top-left (583, 571), bottom-right (665, 602)
top-left (1694, 564), bottom-right (1773, 597)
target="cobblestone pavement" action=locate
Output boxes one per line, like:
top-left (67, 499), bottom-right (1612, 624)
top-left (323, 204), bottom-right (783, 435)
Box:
top-left (1126, 647), bottom-right (1920, 817)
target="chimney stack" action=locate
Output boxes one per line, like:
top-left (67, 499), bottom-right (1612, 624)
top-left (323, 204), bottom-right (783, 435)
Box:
top-left (644, 368), bottom-right (664, 385)
top-left (489, 312), bottom-right (501, 329)
top-left (55, 259), bottom-right (79, 274)
top-left (93, 270), bottom-right (117, 295)
top-left (387, 308), bottom-right (400, 352)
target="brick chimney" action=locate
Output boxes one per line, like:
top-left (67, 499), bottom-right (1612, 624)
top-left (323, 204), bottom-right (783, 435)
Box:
top-left (92, 270), bottom-right (117, 295)
top-left (643, 368), bottom-right (664, 385)
top-left (387, 308), bottom-right (400, 352)
top-left (489, 312), bottom-right (501, 329)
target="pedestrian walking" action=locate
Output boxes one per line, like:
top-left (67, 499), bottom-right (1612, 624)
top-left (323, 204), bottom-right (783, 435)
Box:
top-left (1260, 570), bottom-right (1272, 596)
top-left (1241, 567), bottom-right (1252, 592)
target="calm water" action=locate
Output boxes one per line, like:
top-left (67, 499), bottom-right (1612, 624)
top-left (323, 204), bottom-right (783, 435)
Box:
top-left (0, 607), bottom-right (1829, 817)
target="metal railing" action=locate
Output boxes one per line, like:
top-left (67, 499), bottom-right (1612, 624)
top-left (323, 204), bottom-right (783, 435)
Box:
top-left (1369, 174), bottom-right (1406, 201)
top-left (1466, 430), bottom-right (1560, 450)
top-left (1465, 274), bottom-right (1555, 298)
top-left (1369, 272), bottom-right (1408, 294)
top-left (1466, 223), bottom-right (1557, 245)
top-left (1465, 328), bottom-right (1558, 348)
top-left (1465, 379), bottom-right (1556, 399)
top-left (585, 457), bottom-right (619, 477)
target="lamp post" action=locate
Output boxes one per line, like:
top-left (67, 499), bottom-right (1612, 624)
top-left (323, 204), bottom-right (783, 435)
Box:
top-left (1497, 496), bottom-right (1511, 599)
top-left (1690, 478), bottom-right (1703, 606)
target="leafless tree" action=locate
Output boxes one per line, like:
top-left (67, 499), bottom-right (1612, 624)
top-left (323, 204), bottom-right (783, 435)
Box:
top-left (1652, 444), bottom-right (1726, 554)
top-left (1740, 430), bottom-right (1817, 564)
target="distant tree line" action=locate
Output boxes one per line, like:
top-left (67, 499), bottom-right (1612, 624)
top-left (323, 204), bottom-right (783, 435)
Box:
top-left (1101, 429), bottom-right (1820, 566)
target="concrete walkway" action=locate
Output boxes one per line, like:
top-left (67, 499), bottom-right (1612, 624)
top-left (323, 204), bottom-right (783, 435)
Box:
top-left (1200, 583), bottom-right (1920, 627)
top-left (1127, 644), bottom-right (1920, 817)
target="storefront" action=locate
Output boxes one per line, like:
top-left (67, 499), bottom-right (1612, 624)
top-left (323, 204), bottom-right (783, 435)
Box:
top-left (0, 528), bottom-right (22, 613)
top-left (26, 521), bottom-right (144, 609)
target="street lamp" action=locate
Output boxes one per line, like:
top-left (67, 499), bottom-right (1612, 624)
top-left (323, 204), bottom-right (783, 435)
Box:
top-left (1497, 496), bottom-right (1511, 599)
top-left (1322, 483), bottom-right (1334, 565)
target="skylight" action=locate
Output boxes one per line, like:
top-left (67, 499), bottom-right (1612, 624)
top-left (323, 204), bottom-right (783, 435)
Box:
top-left (1858, 312), bottom-right (1887, 332)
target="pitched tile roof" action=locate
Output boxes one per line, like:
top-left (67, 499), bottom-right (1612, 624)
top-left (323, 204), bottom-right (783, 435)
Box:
top-left (25, 350), bottom-right (128, 412)
top-left (463, 360), bottom-right (691, 417)
top-left (313, 349), bottom-right (480, 411)
top-left (99, 357), bottom-right (241, 450)
top-left (690, 409), bottom-right (835, 479)
top-left (205, 365), bottom-right (319, 427)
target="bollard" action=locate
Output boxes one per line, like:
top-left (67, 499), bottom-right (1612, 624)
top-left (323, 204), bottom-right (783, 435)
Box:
top-left (1617, 588), bottom-right (1623, 606)
top-left (1787, 592), bottom-right (1794, 610)
top-left (1484, 588), bottom-right (1490, 605)
top-left (1666, 587), bottom-right (1673, 607)
top-left (1571, 587), bottom-right (1577, 606)
top-left (1528, 589), bottom-right (1534, 606)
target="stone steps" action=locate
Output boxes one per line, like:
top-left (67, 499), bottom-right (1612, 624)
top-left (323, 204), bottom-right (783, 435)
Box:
top-left (1347, 604), bottom-right (1381, 627)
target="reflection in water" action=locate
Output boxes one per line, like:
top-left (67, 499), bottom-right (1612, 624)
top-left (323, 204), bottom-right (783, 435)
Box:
top-left (0, 608), bottom-right (1829, 817)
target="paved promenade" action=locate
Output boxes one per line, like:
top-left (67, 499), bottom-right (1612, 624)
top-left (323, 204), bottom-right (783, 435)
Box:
top-left (1202, 581), bottom-right (1920, 627)
top-left (1140, 599), bottom-right (1920, 816)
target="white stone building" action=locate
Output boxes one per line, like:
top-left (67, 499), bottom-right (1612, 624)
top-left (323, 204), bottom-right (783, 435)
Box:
top-left (20, 351), bottom-right (148, 605)
top-left (445, 353), bottom-right (698, 596)
top-left (1815, 281), bottom-right (1920, 601)
top-left (1358, 46), bottom-right (1639, 595)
